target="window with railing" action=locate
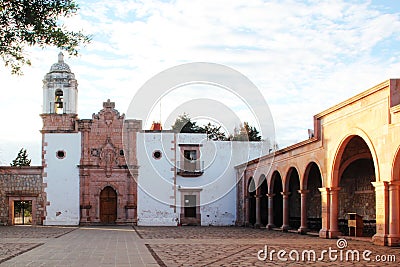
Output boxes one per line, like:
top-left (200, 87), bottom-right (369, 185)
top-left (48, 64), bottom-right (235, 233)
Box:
top-left (177, 146), bottom-right (204, 177)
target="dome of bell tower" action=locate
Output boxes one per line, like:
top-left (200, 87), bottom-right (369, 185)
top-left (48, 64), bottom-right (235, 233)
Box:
top-left (49, 52), bottom-right (71, 73)
top-left (42, 52), bottom-right (78, 115)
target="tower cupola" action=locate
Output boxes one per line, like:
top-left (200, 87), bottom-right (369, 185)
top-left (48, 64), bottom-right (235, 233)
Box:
top-left (42, 52), bottom-right (78, 114)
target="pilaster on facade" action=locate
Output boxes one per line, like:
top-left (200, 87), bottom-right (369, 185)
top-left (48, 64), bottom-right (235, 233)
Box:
top-left (372, 181), bottom-right (389, 246)
top-left (318, 187), bottom-right (330, 238)
top-left (387, 181), bottom-right (400, 246)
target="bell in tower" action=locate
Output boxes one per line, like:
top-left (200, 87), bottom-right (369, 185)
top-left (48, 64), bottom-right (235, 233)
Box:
top-left (40, 53), bottom-right (79, 132)
top-left (42, 52), bottom-right (78, 114)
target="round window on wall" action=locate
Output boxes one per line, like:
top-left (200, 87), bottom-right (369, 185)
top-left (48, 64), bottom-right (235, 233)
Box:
top-left (153, 150), bottom-right (162, 160)
top-left (56, 150), bottom-right (66, 159)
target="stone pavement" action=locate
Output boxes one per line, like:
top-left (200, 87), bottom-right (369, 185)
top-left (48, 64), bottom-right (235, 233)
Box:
top-left (136, 226), bottom-right (400, 266)
top-left (1, 225), bottom-right (400, 266)
top-left (0, 225), bottom-right (157, 267)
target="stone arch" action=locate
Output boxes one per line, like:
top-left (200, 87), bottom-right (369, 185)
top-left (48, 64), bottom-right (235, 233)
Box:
top-left (302, 159), bottom-right (324, 189)
top-left (97, 183), bottom-right (119, 196)
top-left (332, 134), bottom-right (376, 236)
top-left (247, 177), bottom-right (256, 225)
top-left (303, 162), bottom-right (323, 231)
top-left (331, 130), bottom-right (379, 187)
top-left (391, 146), bottom-right (400, 181)
top-left (270, 171), bottom-right (283, 228)
top-left (285, 167), bottom-right (301, 229)
top-left (259, 174), bottom-right (268, 226)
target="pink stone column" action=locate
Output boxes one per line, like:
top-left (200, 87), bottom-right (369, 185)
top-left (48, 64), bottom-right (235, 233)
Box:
top-left (255, 195), bottom-right (261, 228)
top-left (372, 181), bottom-right (388, 246)
top-left (388, 181), bottom-right (400, 246)
top-left (328, 187), bottom-right (341, 238)
top-left (298, 189), bottom-right (309, 234)
top-left (244, 196), bottom-right (250, 226)
top-left (267, 193), bottom-right (275, 229)
top-left (318, 187), bottom-right (330, 238)
top-left (281, 192), bottom-right (290, 231)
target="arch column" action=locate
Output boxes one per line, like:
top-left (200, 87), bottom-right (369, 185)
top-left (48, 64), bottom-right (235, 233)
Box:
top-left (281, 192), bottom-right (290, 231)
top-left (244, 196), bottom-right (250, 226)
top-left (255, 195), bottom-right (262, 228)
top-left (318, 188), bottom-right (330, 238)
top-left (387, 181), bottom-right (400, 246)
top-left (328, 187), bottom-right (341, 238)
top-left (298, 189), bottom-right (309, 234)
top-left (266, 193), bottom-right (275, 229)
top-left (372, 181), bottom-right (389, 246)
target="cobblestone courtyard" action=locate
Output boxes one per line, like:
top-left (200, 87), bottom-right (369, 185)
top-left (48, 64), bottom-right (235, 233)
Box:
top-left (0, 225), bottom-right (399, 266)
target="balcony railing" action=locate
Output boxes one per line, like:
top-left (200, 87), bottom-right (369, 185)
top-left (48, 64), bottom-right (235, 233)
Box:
top-left (177, 160), bottom-right (204, 177)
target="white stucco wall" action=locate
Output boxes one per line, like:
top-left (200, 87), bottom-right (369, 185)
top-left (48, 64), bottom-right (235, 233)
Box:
top-left (43, 133), bottom-right (81, 225)
top-left (137, 132), bottom-right (178, 226)
top-left (137, 132), bottom-right (263, 226)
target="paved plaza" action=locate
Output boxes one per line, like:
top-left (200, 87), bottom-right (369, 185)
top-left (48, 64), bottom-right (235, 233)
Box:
top-left (0, 226), bottom-right (399, 266)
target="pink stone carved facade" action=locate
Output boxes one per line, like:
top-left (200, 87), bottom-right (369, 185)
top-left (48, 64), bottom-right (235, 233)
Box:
top-left (78, 100), bottom-right (141, 224)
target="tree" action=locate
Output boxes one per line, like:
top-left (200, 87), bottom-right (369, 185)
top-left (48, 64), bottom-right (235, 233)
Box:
top-left (10, 148), bottom-right (31, 166)
top-left (171, 113), bottom-right (206, 133)
top-left (0, 0), bottom-right (91, 74)
top-left (228, 122), bottom-right (262, 141)
top-left (203, 122), bottom-right (226, 141)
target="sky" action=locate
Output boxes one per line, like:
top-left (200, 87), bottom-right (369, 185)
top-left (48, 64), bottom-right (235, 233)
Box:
top-left (1, 0), bottom-right (400, 165)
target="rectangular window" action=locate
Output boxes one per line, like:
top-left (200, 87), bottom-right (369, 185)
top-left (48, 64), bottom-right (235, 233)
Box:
top-left (184, 150), bottom-right (197, 160)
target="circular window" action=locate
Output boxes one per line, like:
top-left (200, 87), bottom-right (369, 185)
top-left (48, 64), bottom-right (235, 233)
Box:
top-left (56, 150), bottom-right (66, 159)
top-left (153, 150), bottom-right (162, 160)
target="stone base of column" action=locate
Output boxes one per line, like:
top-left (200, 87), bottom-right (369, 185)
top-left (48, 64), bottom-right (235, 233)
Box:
top-left (327, 230), bottom-right (341, 239)
top-left (254, 223), bottom-right (261, 229)
top-left (298, 227), bottom-right (308, 235)
top-left (281, 224), bottom-right (289, 232)
top-left (267, 223), bottom-right (275, 230)
top-left (372, 233), bottom-right (388, 246)
top-left (244, 221), bottom-right (250, 227)
top-left (386, 234), bottom-right (400, 246)
top-left (319, 229), bottom-right (329, 238)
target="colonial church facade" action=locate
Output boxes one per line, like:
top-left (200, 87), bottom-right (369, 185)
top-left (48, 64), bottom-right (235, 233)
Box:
top-left (0, 54), bottom-right (140, 226)
top-left (0, 53), bottom-right (259, 227)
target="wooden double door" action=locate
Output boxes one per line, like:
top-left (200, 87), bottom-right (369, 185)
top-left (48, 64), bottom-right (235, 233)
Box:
top-left (100, 187), bottom-right (117, 224)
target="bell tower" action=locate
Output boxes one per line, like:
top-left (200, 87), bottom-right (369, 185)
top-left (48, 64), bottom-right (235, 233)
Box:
top-left (43, 52), bottom-right (78, 114)
top-left (41, 52), bottom-right (78, 132)
top-left (41, 53), bottom-right (81, 226)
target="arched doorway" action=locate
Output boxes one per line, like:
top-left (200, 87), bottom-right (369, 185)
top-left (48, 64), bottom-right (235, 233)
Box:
top-left (304, 162), bottom-right (322, 232)
top-left (259, 175), bottom-right (268, 226)
top-left (100, 186), bottom-right (117, 224)
top-left (336, 136), bottom-right (376, 236)
top-left (271, 171), bottom-right (283, 228)
top-left (287, 167), bottom-right (300, 229)
top-left (248, 178), bottom-right (256, 226)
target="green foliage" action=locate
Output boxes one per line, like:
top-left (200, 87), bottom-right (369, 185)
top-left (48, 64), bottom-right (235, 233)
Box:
top-left (203, 122), bottom-right (227, 141)
top-left (0, 0), bottom-right (91, 74)
top-left (228, 122), bottom-right (262, 141)
top-left (171, 113), bottom-right (206, 134)
top-left (171, 114), bottom-right (262, 142)
top-left (10, 148), bottom-right (31, 166)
